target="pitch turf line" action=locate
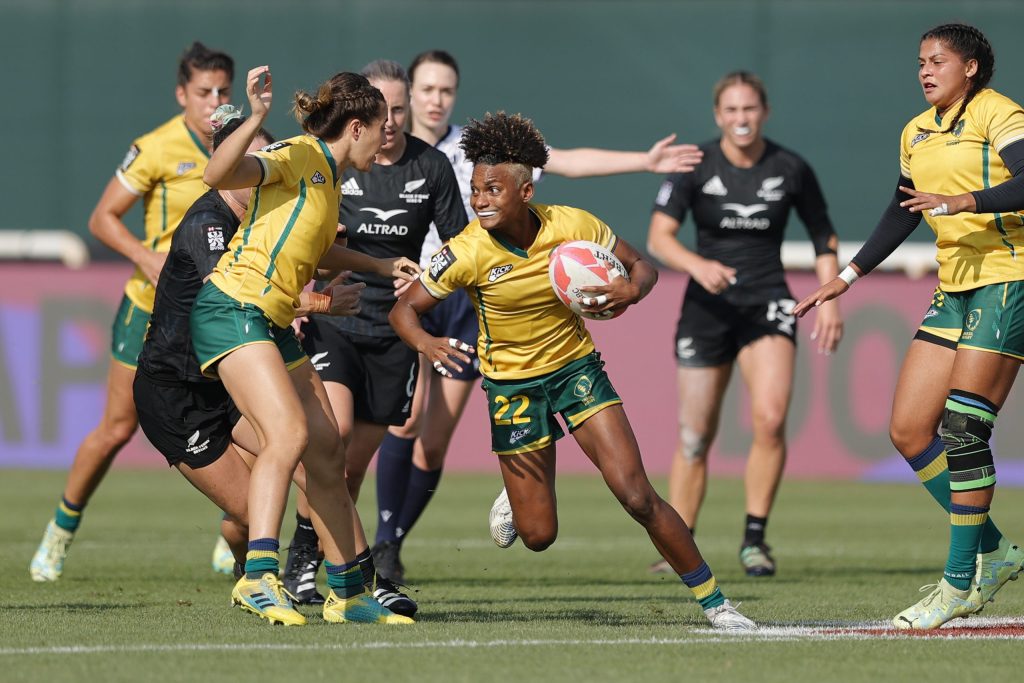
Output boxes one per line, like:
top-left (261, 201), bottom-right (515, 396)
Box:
top-left (4, 618), bottom-right (1024, 656)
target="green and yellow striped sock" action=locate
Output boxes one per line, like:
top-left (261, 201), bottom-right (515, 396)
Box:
top-left (946, 503), bottom-right (989, 590)
top-left (54, 497), bottom-right (83, 532)
top-left (245, 538), bottom-right (279, 578)
top-left (325, 560), bottom-right (364, 599)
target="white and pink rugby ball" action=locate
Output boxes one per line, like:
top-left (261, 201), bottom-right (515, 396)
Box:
top-left (548, 240), bottom-right (630, 320)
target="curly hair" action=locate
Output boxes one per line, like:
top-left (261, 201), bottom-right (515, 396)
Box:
top-left (918, 23), bottom-right (995, 135)
top-left (460, 112), bottom-right (549, 179)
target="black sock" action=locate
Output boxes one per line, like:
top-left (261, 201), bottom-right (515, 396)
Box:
top-left (743, 514), bottom-right (768, 546)
top-left (375, 434), bottom-right (415, 545)
top-left (394, 466), bottom-right (443, 542)
top-left (292, 513), bottom-right (319, 548)
top-left (357, 547), bottom-right (375, 586)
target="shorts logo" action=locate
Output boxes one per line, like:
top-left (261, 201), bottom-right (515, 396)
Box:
top-left (924, 307), bottom-right (940, 319)
top-left (311, 171), bottom-right (326, 185)
top-left (310, 352), bottom-right (330, 371)
top-left (911, 132), bottom-right (930, 147)
top-left (206, 225), bottom-right (225, 252)
top-left (119, 144), bottom-right (141, 172)
top-left (963, 308), bottom-right (982, 339)
top-left (574, 375), bottom-right (595, 406)
top-left (177, 161), bottom-right (197, 176)
top-left (488, 264), bottom-right (513, 282)
top-left (429, 246), bottom-right (457, 282)
top-left (509, 427), bottom-right (532, 444)
top-left (767, 298), bottom-right (796, 335)
top-left (676, 337), bottom-right (696, 360)
top-left (186, 430), bottom-right (211, 456)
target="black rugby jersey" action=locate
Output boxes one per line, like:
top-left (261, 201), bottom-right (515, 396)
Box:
top-left (653, 139), bottom-right (835, 304)
top-left (320, 135), bottom-right (467, 338)
top-left (138, 190), bottom-right (240, 383)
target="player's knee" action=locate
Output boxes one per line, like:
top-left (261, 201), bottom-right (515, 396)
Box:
top-left (679, 426), bottom-right (710, 463)
top-left (618, 487), bottom-right (658, 525)
top-left (751, 407), bottom-right (786, 442)
top-left (940, 395), bottom-right (997, 491)
top-left (889, 419), bottom-right (932, 457)
top-left (519, 522), bottom-right (557, 552)
top-left (101, 414), bottom-right (138, 449)
top-left (419, 439), bottom-right (450, 470)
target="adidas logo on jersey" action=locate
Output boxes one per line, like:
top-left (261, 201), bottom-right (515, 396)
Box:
top-left (701, 175), bottom-right (728, 196)
top-left (341, 178), bottom-right (363, 196)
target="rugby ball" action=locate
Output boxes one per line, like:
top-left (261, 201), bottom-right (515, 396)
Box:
top-left (548, 240), bottom-right (629, 320)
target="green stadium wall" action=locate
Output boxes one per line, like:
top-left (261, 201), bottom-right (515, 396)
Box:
top-left (6, 0), bottom-right (1024, 255)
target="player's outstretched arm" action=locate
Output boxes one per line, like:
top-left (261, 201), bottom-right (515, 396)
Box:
top-left (204, 66), bottom-right (271, 190)
top-left (810, 252), bottom-right (843, 353)
top-left (390, 283), bottom-right (474, 378)
top-left (317, 242), bottom-right (420, 281)
top-left (793, 262), bottom-right (861, 318)
top-left (546, 134), bottom-right (703, 178)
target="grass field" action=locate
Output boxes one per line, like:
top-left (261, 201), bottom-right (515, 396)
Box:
top-left (3, 469), bottom-right (1023, 682)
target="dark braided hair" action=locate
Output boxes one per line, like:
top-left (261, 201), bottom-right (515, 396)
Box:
top-left (460, 112), bottom-right (549, 185)
top-left (293, 72), bottom-right (385, 140)
top-left (918, 23), bottom-right (995, 134)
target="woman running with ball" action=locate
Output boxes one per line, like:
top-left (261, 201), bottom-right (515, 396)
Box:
top-left (389, 112), bottom-right (756, 631)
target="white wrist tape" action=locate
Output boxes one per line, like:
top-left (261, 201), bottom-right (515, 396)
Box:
top-left (838, 266), bottom-right (859, 287)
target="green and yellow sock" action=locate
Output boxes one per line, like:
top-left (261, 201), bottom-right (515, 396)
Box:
top-left (906, 436), bottom-right (1003, 554)
top-left (680, 562), bottom-right (725, 610)
top-left (54, 497), bottom-right (83, 532)
top-left (325, 560), bottom-right (364, 598)
top-left (946, 503), bottom-right (989, 590)
top-left (244, 538), bottom-right (279, 579)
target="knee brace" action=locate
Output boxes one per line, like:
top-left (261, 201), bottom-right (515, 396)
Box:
top-left (940, 391), bottom-right (997, 491)
top-left (680, 426), bottom-right (711, 463)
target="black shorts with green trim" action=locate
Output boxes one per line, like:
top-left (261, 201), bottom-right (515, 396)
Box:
top-left (111, 294), bottom-right (151, 369)
top-left (481, 352), bottom-right (622, 455)
top-left (190, 281), bottom-right (306, 377)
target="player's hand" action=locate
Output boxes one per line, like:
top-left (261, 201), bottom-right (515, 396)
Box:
top-left (335, 223), bottom-right (348, 247)
top-left (384, 256), bottom-right (420, 281)
top-left (578, 262), bottom-right (639, 317)
top-left (139, 251), bottom-right (168, 287)
top-left (421, 336), bottom-right (475, 378)
top-left (689, 257), bottom-right (737, 295)
top-left (809, 299), bottom-right (843, 354)
top-left (793, 278), bottom-right (849, 318)
top-left (323, 271), bottom-right (364, 317)
top-left (246, 66), bottom-right (272, 119)
top-left (898, 186), bottom-right (974, 217)
top-left (291, 316), bottom-right (308, 341)
top-left (646, 133), bottom-right (704, 174)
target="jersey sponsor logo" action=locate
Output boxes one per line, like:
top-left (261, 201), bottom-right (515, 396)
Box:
top-left (911, 132), bottom-right (930, 147)
top-left (357, 207), bottom-right (409, 236)
top-left (962, 308), bottom-right (983, 340)
top-left (205, 224), bottom-right (226, 252)
top-left (119, 144), bottom-right (141, 172)
top-left (260, 141), bottom-right (291, 152)
top-left (701, 175), bottom-right (728, 196)
top-left (573, 375), bottom-right (596, 406)
top-left (488, 264), bottom-right (513, 282)
top-left (655, 180), bottom-right (674, 206)
top-left (310, 351), bottom-right (331, 371)
top-left (311, 170), bottom-right (326, 185)
top-left (429, 246), bottom-right (457, 281)
top-left (177, 161), bottom-right (197, 176)
top-left (399, 178), bottom-right (430, 204)
top-left (341, 177), bottom-right (363, 196)
top-left (720, 203), bottom-right (770, 230)
top-left (185, 429), bottom-right (211, 456)
top-left (757, 176), bottom-right (785, 201)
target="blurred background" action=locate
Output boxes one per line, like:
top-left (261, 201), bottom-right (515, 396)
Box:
top-left (3, 0), bottom-right (1024, 481)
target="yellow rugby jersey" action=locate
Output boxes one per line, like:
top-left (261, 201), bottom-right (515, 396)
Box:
top-left (900, 88), bottom-right (1024, 290)
top-left (115, 114), bottom-right (211, 311)
top-left (420, 203), bottom-right (618, 380)
top-left (209, 135), bottom-right (341, 328)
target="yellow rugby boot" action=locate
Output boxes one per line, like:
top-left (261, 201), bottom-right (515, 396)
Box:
top-left (231, 572), bottom-right (306, 626)
top-left (322, 589), bottom-right (414, 624)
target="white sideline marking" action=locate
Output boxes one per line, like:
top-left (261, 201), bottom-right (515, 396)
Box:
top-left (4, 618), bottom-right (1024, 656)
